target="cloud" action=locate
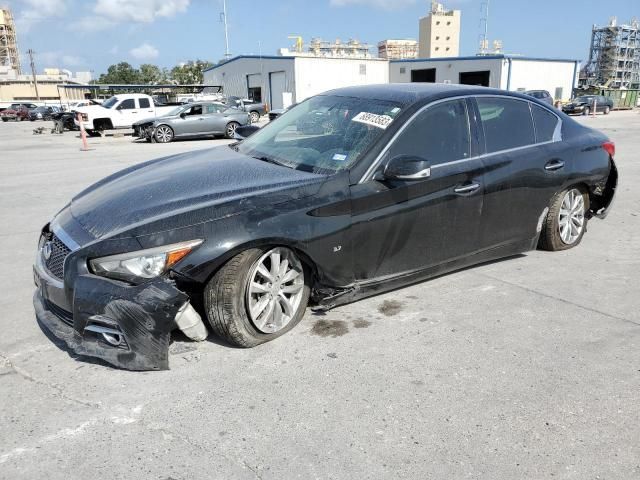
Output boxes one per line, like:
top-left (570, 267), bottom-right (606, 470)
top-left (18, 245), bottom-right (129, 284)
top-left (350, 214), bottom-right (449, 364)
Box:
top-left (93, 0), bottom-right (190, 23)
top-left (329, 0), bottom-right (416, 9)
top-left (129, 43), bottom-right (159, 60)
top-left (61, 55), bottom-right (83, 67)
top-left (16, 0), bottom-right (68, 30)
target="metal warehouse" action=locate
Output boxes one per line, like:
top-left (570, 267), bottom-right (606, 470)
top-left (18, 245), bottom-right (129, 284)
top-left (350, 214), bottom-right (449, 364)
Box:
top-left (202, 55), bottom-right (389, 109)
top-left (389, 54), bottom-right (579, 101)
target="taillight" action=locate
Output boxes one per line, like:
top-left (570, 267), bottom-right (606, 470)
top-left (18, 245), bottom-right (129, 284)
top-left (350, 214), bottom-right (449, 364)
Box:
top-left (602, 141), bottom-right (615, 158)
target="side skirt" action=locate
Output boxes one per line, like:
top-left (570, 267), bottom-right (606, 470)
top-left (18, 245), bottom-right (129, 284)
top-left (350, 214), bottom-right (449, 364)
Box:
top-left (313, 237), bottom-right (536, 311)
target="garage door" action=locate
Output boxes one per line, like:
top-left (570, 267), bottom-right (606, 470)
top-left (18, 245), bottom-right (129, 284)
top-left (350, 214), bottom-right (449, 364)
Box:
top-left (269, 71), bottom-right (287, 110)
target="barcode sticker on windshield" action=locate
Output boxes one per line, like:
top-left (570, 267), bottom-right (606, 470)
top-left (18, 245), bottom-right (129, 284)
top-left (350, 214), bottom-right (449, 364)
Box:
top-left (352, 112), bottom-right (394, 129)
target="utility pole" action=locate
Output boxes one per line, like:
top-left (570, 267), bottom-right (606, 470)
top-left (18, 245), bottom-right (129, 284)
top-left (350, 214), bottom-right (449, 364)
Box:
top-left (221, 0), bottom-right (231, 60)
top-left (27, 48), bottom-right (40, 101)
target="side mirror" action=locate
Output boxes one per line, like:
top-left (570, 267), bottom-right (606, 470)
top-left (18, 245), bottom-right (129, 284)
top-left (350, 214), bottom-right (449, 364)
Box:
top-left (383, 155), bottom-right (431, 181)
top-left (180, 112), bottom-right (187, 119)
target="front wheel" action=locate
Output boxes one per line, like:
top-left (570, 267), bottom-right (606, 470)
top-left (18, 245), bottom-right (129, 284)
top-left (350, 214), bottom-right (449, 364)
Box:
top-left (604, 106), bottom-right (611, 115)
top-left (583, 107), bottom-right (590, 116)
top-left (204, 247), bottom-right (310, 347)
top-left (539, 187), bottom-right (589, 251)
top-left (154, 125), bottom-right (174, 143)
top-left (225, 121), bottom-right (239, 139)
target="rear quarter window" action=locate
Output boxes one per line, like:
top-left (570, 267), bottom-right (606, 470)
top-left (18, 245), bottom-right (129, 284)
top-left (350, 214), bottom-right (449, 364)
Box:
top-left (477, 97), bottom-right (535, 153)
top-left (531, 104), bottom-right (558, 143)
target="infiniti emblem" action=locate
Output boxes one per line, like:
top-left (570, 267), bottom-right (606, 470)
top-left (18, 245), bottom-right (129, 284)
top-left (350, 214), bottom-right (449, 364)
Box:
top-left (43, 241), bottom-right (53, 261)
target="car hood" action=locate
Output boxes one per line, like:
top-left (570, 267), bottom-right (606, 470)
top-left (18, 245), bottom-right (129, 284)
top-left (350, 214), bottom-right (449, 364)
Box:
top-left (75, 105), bottom-right (110, 115)
top-left (68, 147), bottom-right (326, 239)
top-left (133, 114), bottom-right (179, 126)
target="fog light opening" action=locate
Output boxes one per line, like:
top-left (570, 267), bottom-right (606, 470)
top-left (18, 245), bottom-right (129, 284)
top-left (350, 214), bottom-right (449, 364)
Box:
top-left (102, 332), bottom-right (123, 347)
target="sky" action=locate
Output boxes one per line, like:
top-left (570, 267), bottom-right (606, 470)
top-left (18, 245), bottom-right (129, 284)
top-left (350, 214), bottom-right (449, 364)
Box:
top-left (4, 0), bottom-right (638, 76)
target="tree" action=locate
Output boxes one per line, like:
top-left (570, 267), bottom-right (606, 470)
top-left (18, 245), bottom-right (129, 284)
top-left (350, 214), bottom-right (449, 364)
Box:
top-left (98, 62), bottom-right (141, 84)
top-left (170, 60), bottom-right (214, 85)
top-left (139, 64), bottom-right (168, 84)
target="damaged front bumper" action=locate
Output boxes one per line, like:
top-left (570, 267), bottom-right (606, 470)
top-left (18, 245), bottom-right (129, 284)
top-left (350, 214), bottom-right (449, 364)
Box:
top-left (33, 240), bottom-right (206, 371)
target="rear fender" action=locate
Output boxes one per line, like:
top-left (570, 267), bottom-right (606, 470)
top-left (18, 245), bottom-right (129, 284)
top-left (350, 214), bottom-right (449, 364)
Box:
top-left (588, 158), bottom-right (618, 219)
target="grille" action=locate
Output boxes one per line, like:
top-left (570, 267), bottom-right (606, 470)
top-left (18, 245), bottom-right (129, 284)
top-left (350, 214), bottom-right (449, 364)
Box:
top-left (44, 234), bottom-right (71, 279)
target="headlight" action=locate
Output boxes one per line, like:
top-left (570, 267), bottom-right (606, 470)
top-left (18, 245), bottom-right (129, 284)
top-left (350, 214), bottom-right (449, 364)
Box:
top-left (89, 240), bottom-right (203, 282)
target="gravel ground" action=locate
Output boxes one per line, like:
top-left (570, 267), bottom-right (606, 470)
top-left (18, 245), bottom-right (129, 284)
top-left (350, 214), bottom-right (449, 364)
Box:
top-left (0, 112), bottom-right (638, 480)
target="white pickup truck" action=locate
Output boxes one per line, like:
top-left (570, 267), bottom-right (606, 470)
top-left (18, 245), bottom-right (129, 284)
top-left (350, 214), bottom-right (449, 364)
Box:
top-left (74, 93), bottom-right (179, 135)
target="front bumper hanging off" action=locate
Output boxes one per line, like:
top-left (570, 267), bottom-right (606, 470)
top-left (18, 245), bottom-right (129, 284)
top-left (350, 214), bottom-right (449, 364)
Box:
top-left (34, 272), bottom-right (204, 371)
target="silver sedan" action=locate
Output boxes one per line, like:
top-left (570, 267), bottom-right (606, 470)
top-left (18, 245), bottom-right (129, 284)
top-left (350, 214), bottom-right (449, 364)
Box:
top-left (133, 103), bottom-right (250, 143)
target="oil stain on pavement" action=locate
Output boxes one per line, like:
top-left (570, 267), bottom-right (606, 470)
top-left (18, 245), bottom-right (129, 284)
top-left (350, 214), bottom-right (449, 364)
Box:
top-left (378, 300), bottom-right (403, 317)
top-left (310, 320), bottom-right (349, 338)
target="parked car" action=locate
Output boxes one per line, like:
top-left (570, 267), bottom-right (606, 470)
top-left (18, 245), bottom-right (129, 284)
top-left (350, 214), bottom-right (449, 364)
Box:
top-left (268, 103), bottom-right (297, 121)
top-left (51, 111), bottom-right (78, 131)
top-left (225, 96), bottom-right (266, 123)
top-left (1, 105), bottom-right (30, 122)
top-left (28, 106), bottom-right (58, 121)
top-left (523, 90), bottom-right (553, 105)
top-left (132, 102), bottom-right (250, 142)
top-left (33, 84), bottom-right (618, 371)
top-left (74, 94), bottom-right (180, 135)
top-left (563, 95), bottom-right (613, 115)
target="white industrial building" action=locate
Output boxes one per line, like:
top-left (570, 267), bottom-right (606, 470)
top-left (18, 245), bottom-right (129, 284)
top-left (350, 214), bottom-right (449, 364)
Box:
top-left (205, 54), bottom-right (579, 107)
top-left (202, 55), bottom-right (389, 109)
top-left (390, 55), bottom-right (579, 101)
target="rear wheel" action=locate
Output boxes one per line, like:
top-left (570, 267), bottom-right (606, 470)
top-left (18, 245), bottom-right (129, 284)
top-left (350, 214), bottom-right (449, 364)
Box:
top-left (249, 111), bottom-right (260, 123)
top-left (539, 187), bottom-right (589, 251)
top-left (1, 118), bottom-right (7, 122)
top-left (604, 106), bottom-right (611, 115)
top-left (204, 247), bottom-right (310, 347)
top-left (225, 121), bottom-right (239, 139)
top-left (155, 125), bottom-right (174, 143)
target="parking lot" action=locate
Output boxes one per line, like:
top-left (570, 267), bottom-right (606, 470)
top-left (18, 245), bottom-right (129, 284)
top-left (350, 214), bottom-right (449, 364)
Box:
top-left (1, 113), bottom-right (638, 479)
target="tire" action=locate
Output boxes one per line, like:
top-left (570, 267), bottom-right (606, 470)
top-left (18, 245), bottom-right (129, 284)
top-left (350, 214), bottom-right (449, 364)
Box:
top-left (225, 121), bottom-right (239, 139)
top-left (204, 247), bottom-right (310, 347)
top-left (154, 125), bottom-right (174, 143)
top-left (249, 111), bottom-right (260, 124)
top-left (604, 106), bottom-right (611, 115)
top-left (16, 116), bottom-right (22, 122)
top-left (1, 118), bottom-right (7, 122)
top-left (538, 186), bottom-right (589, 251)
top-left (583, 107), bottom-right (590, 116)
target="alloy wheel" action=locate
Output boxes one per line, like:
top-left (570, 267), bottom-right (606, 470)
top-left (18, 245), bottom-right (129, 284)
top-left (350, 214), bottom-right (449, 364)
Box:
top-left (155, 125), bottom-right (173, 143)
top-left (226, 122), bottom-right (238, 138)
top-left (558, 188), bottom-right (585, 245)
top-left (250, 112), bottom-right (260, 123)
top-left (245, 247), bottom-right (305, 334)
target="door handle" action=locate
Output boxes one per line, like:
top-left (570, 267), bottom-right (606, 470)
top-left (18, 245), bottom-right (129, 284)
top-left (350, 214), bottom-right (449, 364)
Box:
top-left (454, 183), bottom-right (480, 194)
top-left (544, 160), bottom-right (565, 171)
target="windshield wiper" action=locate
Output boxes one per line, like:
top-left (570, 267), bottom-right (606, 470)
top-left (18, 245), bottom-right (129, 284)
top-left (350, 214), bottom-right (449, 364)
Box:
top-left (252, 155), bottom-right (288, 168)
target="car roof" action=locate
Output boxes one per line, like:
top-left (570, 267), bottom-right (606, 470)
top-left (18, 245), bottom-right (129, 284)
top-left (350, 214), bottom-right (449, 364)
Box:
top-left (322, 83), bottom-right (536, 107)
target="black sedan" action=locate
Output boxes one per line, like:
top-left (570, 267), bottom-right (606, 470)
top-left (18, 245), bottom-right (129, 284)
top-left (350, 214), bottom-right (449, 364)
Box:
top-left (33, 84), bottom-right (618, 370)
top-left (563, 95), bottom-right (613, 115)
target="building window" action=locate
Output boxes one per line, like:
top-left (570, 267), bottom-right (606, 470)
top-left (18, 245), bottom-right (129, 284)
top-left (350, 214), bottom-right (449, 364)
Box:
top-left (359, 64), bottom-right (366, 75)
top-left (436, 36), bottom-right (440, 40)
top-left (446, 47), bottom-right (450, 51)
top-left (447, 21), bottom-right (451, 25)
top-left (400, 67), bottom-right (406, 74)
top-left (435, 47), bottom-right (439, 51)
top-left (436, 21), bottom-right (440, 25)
top-left (446, 36), bottom-right (450, 40)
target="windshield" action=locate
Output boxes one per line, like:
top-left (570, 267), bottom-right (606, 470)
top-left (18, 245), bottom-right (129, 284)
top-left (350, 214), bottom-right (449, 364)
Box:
top-left (237, 95), bottom-right (403, 174)
top-left (167, 105), bottom-right (188, 116)
top-left (102, 97), bottom-right (119, 109)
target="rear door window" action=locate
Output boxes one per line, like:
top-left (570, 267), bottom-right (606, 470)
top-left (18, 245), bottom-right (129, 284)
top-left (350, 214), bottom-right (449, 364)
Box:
top-left (386, 99), bottom-right (471, 166)
top-left (476, 97), bottom-right (535, 153)
top-left (531, 104), bottom-right (559, 143)
top-left (139, 98), bottom-right (150, 109)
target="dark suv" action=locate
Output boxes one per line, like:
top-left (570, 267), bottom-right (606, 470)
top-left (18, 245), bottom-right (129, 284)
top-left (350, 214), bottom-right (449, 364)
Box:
top-left (523, 90), bottom-right (553, 105)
